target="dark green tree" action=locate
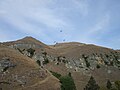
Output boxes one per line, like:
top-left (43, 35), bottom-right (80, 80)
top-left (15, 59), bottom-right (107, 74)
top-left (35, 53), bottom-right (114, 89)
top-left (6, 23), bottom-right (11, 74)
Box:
top-left (115, 81), bottom-right (120, 90)
top-left (42, 51), bottom-right (49, 65)
top-left (50, 71), bottom-right (61, 79)
top-left (85, 59), bottom-right (90, 68)
top-left (42, 52), bottom-right (47, 56)
top-left (82, 54), bottom-right (88, 60)
top-left (27, 48), bottom-right (35, 58)
top-left (106, 80), bottom-right (112, 89)
top-left (68, 72), bottom-right (72, 77)
top-left (96, 64), bottom-right (100, 69)
top-left (82, 54), bottom-right (90, 68)
top-left (43, 57), bottom-right (49, 64)
top-left (36, 60), bottom-right (41, 66)
top-left (84, 76), bottom-right (100, 90)
top-left (60, 75), bottom-right (76, 90)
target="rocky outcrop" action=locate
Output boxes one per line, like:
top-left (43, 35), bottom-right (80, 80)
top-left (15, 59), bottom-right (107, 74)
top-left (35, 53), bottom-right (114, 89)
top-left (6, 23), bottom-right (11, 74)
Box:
top-left (64, 53), bottom-right (120, 72)
top-left (2, 37), bottom-right (120, 72)
top-left (8, 44), bottom-right (43, 49)
top-left (0, 57), bottom-right (16, 72)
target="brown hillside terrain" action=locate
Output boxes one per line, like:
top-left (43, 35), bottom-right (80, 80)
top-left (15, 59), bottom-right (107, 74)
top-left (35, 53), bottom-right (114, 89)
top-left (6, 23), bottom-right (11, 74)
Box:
top-left (1, 37), bottom-right (120, 90)
top-left (49, 42), bottom-right (120, 89)
top-left (0, 45), bottom-right (60, 90)
top-left (3, 37), bottom-right (58, 56)
top-left (51, 42), bottom-right (116, 59)
top-left (3, 36), bottom-right (48, 47)
top-left (45, 62), bottom-right (120, 90)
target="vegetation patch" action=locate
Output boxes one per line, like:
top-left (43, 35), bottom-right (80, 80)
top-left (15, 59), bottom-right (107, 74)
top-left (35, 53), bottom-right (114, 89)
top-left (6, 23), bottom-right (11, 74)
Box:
top-left (96, 64), bottom-right (101, 69)
top-left (36, 60), bottom-right (41, 66)
top-left (27, 48), bottom-right (35, 58)
top-left (50, 71), bottom-right (76, 90)
top-left (60, 75), bottom-right (76, 90)
top-left (50, 71), bottom-right (61, 79)
top-left (84, 76), bottom-right (100, 90)
top-left (43, 57), bottom-right (49, 65)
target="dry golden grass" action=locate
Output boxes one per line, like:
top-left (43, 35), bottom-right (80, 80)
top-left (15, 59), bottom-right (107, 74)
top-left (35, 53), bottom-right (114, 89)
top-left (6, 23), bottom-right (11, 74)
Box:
top-left (0, 45), bottom-right (60, 90)
top-left (1, 37), bottom-right (120, 90)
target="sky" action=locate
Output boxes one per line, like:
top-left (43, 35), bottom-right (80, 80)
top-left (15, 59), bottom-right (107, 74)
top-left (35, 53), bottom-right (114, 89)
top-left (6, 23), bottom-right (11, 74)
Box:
top-left (0, 0), bottom-right (120, 49)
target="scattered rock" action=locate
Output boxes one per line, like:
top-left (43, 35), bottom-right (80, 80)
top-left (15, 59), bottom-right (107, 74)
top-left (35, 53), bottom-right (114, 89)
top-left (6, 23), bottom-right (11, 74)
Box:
top-left (0, 57), bottom-right (16, 72)
top-left (107, 70), bottom-right (112, 74)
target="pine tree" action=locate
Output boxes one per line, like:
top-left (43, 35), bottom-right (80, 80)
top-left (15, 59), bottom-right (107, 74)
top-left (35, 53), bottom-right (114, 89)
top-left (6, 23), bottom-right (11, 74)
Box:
top-left (106, 80), bottom-right (112, 89)
top-left (115, 81), bottom-right (120, 90)
top-left (84, 76), bottom-right (100, 90)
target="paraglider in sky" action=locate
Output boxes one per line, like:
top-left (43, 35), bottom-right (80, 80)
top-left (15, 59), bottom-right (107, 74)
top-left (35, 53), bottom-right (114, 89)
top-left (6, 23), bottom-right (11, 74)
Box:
top-left (63, 39), bottom-right (65, 42)
top-left (54, 41), bottom-right (56, 43)
top-left (60, 30), bottom-right (62, 32)
top-left (53, 42), bottom-right (58, 47)
top-left (53, 29), bottom-right (67, 47)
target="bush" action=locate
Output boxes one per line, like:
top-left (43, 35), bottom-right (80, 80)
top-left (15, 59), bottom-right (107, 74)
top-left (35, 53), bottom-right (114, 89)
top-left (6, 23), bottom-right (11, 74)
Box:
top-left (43, 57), bottom-right (49, 65)
top-left (60, 75), bottom-right (76, 90)
top-left (84, 76), bottom-right (100, 90)
top-left (36, 60), bottom-right (41, 66)
top-left (68, 72), bottom-right (72, 77)
top-left (82, 54), bottom-right (88, 60)
top-left (50, 71), bottom-right (61, 79)
top-left (57, 56), bottom-right (61, 62)
top-left (50, 71), bottom-right (76, 90)
top-left (42, 52), bottom-right (47, 56)
top-left (17, 48), bottom-right (23, 54)
top-left (106, 80), bottom-right (112, 89)
top-left (115, 81), bottom-right (120, 90)
top-left (82, 54), bottom-right (90, 68)
top-left (96, 64), bottom-right (100, 69)
top-left (27, 48), bottom-right (35, 58)
top-left (85, 59), bottom-right (90, 68)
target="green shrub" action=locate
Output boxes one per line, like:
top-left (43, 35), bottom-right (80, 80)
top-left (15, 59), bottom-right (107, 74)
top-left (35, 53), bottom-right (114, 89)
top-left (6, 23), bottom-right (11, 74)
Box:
top-left (50, 71), bottom-right (76, 90)
top-left (42, 52), bottom-right (47, 56)
top-left (57, 56), bottom-right (61, 62)
top-left (96, 64), bottom-right (100, 69)
top-left (43, 57), bottom-right (49, 65)
top-left (68, 72), bottom-right (72, 77)
top-left (82, 54), bottom-right (90, 68)
top-left (50, 71), bottom-right (61, 79)
top-left (36, 60), bottom-right (41, 66)
top-left (106, 80), bottom-right (112, 89)
top-left (60, 75), bottom-right (76, 90)
top-left (85, 59), bottom-right (90, 68)
top-left (17, 48), bottom-right (23, 54)
top-left (27, 48), bottom-right (35, 58)
top-left (115, 81), bottom-right (120, 90)
top-left (84, 76), bottom-right (100, 90)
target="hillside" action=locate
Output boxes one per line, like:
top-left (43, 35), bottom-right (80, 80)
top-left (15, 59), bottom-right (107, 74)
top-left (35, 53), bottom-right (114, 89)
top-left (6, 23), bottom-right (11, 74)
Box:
top-left (51, 42), bottom-right (116, 58)
top-left (0, 45), bottom-right (60, 90)
top-left (3, 37), bottom-right (58, 59)
top-left (1, 37), bottom-right (120, 90)
top-left (48, 42), bottom-right (120, 90)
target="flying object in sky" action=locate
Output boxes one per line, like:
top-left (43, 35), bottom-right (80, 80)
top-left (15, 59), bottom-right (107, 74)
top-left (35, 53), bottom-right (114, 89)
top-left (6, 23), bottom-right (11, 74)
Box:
top-left (54, 41), bottom-right (56, 43)
top-left (60, 30), bottom-right (62, 32)
top-left (63, 39), bottom-right (65, 42)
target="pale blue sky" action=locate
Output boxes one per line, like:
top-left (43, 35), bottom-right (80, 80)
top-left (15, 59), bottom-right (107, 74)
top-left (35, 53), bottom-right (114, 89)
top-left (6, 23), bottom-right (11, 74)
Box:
top-left (0, 0), bottom-right (120, 49)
